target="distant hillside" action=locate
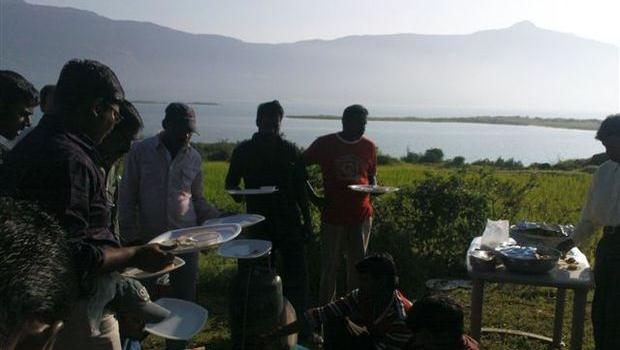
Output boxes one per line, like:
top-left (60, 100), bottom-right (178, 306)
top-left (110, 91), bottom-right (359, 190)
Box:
top-left (1, 0), bottom-right (618, 114)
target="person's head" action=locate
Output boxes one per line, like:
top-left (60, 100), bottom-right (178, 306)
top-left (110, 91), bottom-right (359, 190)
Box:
top-left (39, 85), bottom-right (56, 114)
top-left (256, 100), bottom-right (284, 134)
top-left (0, 70), bottom-right (39, 140)
top-left (406, 295), bottom-right (465, 350)
top-left (596, 114), bottom-right (620, 162)
top-left (161, 102), bottom-right (198, 148)
top-left (54, 59), bottom-right (125, 144)
top-left (355, 253), bottom-right (398, 300)
top-left (0, 198), bottom-right (78, 350)
top-left (341, 104), bottom-right (368, 140)
top-left (111, 278), bottom-right (170, 341)
top-left (97, 100), bottom-right (143, 168)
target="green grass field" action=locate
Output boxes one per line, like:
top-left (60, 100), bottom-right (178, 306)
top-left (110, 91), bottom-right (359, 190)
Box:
top-left (143, 162), bottom-right (598, 350)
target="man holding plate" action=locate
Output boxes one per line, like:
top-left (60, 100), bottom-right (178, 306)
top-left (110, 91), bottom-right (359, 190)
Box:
top-left (119, 102), bottom-right (219, 350)
top-left (303, 104), bottom-right (377, 304)
top-left (225, 100), bottom-right (312, 322)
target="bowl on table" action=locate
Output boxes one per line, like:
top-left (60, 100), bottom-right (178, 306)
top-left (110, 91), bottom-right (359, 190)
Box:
top-left (496, 245), bottom-right (561, 274)
top-left (469, 249), bottom-right (498, 272)
top-left (510, 222), bottom-right (573, 250)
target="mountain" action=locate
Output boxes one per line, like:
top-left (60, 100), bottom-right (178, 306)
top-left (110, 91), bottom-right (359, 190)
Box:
top-left (1, 0), bottom-right (618, 115)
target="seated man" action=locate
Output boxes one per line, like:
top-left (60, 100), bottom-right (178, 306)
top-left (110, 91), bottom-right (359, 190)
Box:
top-left (0, 198), bottom-right (78, 350)
top-left (405, 295), bottom-right (479, 350)
top-left (261, 253), bottom-right (412, 350)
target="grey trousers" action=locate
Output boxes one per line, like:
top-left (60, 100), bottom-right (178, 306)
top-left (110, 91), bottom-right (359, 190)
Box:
top-left (54, 301), bottom-right (121, 350)
top-left (319, 218), bottom-right (372, 304)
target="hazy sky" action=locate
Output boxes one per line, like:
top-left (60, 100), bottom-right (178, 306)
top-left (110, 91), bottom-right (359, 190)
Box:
top-left (25, 0), bottom-right (620, 45)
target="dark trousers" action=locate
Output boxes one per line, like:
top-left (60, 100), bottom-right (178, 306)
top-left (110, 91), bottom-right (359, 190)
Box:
top-left (593, 231), bottom-right (620, 350)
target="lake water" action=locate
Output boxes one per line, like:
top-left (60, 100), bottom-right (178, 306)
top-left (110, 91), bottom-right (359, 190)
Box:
top-left (132, 101), bottom-right (603, 165)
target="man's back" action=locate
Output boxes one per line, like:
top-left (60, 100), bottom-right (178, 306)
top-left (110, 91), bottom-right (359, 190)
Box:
top-left (226, 133), bottom-right (306, 226)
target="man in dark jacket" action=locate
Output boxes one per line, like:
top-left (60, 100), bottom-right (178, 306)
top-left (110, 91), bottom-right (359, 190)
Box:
top-left (225, 100), bottom-right (312, 320)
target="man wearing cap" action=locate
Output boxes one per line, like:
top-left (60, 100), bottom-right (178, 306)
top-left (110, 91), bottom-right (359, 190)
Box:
top-left (108, 277), bottom-right (171, 349)
top-left (119, 102), bottom-right (219, 350)
top-left (260, 253), bottom-right (412, 350)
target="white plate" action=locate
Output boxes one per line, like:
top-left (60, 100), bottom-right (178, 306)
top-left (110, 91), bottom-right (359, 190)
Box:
top-left (148, 224), bottom-right (242, 254)
top-left (348, 184), bottom-right (400, 194)
top-left (217, 239), bottom-right (272, 259)
top-left (145, 298), bottom-right (208, 340)
top-left (121, 256), bottom-right (186, 280)
top-left (226, 186), bottom-right (278, 195)
top-left (202, 214), bottom-right (266, 228)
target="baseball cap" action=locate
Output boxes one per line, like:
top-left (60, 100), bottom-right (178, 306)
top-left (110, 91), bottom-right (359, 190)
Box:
top-left (111, 277), bottom-right (171, 323)
top-left (163, 102), bottom-right (199, 134)
top-left (355, 253), bottom-right (397, 276)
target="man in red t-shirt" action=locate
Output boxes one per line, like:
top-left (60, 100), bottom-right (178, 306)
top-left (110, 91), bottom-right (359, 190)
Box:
top-left (303, 104), bottom-right (377, 304)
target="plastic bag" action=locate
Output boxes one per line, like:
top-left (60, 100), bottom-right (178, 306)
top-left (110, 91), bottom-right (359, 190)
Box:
top-left (480, 219), bottom-right (509, 249)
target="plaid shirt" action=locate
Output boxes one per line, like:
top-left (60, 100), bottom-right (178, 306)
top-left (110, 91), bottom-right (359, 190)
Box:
top-left (304, 289), bottom-right (413, 350)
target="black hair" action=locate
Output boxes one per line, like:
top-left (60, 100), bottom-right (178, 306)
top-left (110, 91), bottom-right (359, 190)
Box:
top-left (406, 294), bottom-right (464, 343)
top-left (256, 100), bottom-right (284, 125)
top-left (342, 104), bottom-right (368, 123)
top-left (0, 198), bottom-right (78, 345)
top-left (0, 70), bottom-right (40, 107)
top-left (40, 84), bottom-right (56, 102)
top-left (355, 252), bottom-right (399, 289)
top-left (54, 59), bottom-right (124, 114)
top-left (596, 114), bottom-right (620, 141)
top-left (117, 100), bottom-right (143, 136)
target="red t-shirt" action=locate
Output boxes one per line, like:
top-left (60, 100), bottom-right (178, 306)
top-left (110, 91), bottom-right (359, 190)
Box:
top-left (303, 133), bottom-right (377, 226)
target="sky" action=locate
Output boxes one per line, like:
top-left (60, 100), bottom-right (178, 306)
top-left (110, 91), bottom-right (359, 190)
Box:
top-left (25, 0), bottom-right (620, 46)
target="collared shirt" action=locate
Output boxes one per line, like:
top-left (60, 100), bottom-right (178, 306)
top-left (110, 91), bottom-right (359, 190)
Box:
top-left (225, 132), bottom-right (310, 230)
top-left (304, 289), bottom-right (413, 350)
top-left (574, 160), bottom-right (620, 245)
top-left (1, 113), bottom-right (115, 276)
top-left (119, 134), bottom-right (219, 243)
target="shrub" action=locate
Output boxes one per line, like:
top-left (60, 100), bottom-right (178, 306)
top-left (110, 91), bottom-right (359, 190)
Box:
top-left (377, 152), bottom-right (400, 165)
top-left (420, 148), bottom-right (444, 163)
top-left (370, 169), bottom-right (536, 293)
top-left (192, 141), bottom-right (237, 161)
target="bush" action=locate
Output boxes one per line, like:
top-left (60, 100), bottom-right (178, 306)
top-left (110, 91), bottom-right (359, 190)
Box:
top-left (192, 141), bottom-right (237, 161)
top-left (420, 148), bottom-right (444, 163)
top-left (377, 152), bottom-right (400, 165)
top-left (370, 169), bottom-right (536, 293)
top-left (446, 156), bottom-right (465, 167)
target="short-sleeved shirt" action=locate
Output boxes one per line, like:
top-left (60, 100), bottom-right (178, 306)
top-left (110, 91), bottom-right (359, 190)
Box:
top-left (303, 133), bottom-right (377, 226)
top-left (304, 289), bottom-right (413, 350)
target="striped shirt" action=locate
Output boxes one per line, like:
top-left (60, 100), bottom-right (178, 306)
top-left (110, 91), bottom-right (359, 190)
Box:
top-left (304, 289), bottom-right (413, 350)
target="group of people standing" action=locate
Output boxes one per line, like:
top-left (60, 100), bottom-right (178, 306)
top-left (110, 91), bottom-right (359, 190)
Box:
top-left (1, 56), bottom-right (619, 350)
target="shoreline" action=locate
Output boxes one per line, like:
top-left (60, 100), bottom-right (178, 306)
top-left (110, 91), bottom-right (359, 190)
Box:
top-left (286, 115), bottom-right (601, 131)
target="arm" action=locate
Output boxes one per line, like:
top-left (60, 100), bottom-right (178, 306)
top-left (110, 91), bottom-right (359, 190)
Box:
top-left (225, 145), bottom-right (245, 203)
top-left (369, 145), bottom-right (377, 186)
top-left (293, 152), bottom-right (312, 230)
top-left (192, 164), bottom-right (220, 224)
top-left (572, 175), bottom-right (601, 247)
top-left (118, 147), bottom-right (142, 245)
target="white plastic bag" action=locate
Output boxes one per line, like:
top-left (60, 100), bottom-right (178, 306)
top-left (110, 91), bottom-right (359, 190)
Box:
top-left (480, 219), bottom-right (509, 249)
